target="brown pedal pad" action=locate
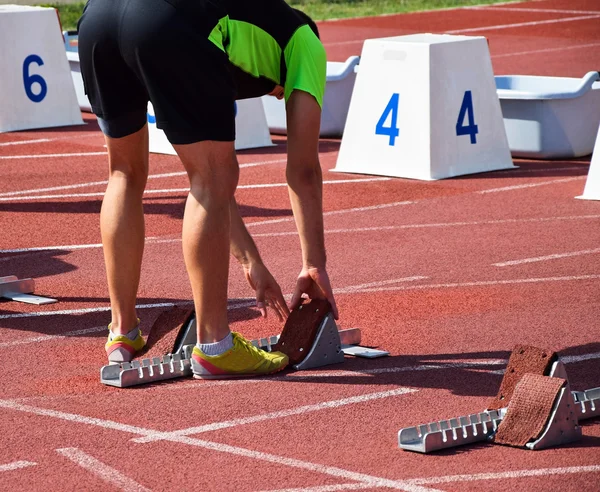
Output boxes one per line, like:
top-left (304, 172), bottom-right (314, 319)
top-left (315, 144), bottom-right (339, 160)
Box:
top-left (271, 298), bottom-right (332, 366)
top-left (488, 345), bottom-right (557, 410)
top-left (139, 306), bottom-right (195, 359)
top-left (493, 373), bottom-right (580, 449)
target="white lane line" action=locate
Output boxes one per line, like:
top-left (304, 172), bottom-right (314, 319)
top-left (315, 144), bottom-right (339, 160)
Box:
top-left (246, 200), bottom-right (416, 228)
top-left (406, 465), bottom-right (600, 485)
top-left (56, 448), bottom-right (151, 492)
top-left (0, 159), bottom-right (285, 198)
top-left (0, 138), bottom-right (50, 147)
top-left (351, 274), bottom-right (600, 295)
top-left (268, 465), bottom-right (600, 492)
top-left (0, 152), bottom-right (107, 160)
top-left (3, 213), bottom-right (599, 255)
top-left (0, 326), bottom-right (105, 348)
top-left (323, 15), bottom-right (600, 46)
top-left (478, 176), bottom-right (585, 194)
top-left (494, 248), bottom-right (600, 267)
top-left (494, 42), bottom-right (600, 58)
top-left (0, 460), bottom-right (37, 472)
top-left (2, 273), bottom-right (599, 321)
top-left (0, 177), bottom-right (390, 202)
top-left (445, 14), bottom-right (600, 34)
top-left (0, 400), bottom-right (438, 492)
top-left (133, 388), bottom-right (417, 443)
top-left (469, 7), bottom-right (600, 15)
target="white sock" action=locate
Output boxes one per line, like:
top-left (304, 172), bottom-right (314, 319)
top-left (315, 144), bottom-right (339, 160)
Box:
top-left (198, 332), bottom-right (234, 356)
top-left (109, 325), bottom-right (139, 341)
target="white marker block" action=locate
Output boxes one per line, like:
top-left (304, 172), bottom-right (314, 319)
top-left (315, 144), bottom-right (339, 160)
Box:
top-left (0, 5), bottom-right (83, 132)
top-left (576, 123), bottom-right (600, 200)
top-left (148, 98), bottom-right (273, 155)
top-left (334, 34), bottom-right (515, 180)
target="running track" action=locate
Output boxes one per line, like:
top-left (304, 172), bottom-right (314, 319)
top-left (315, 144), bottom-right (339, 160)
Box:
top-left (1, 1), bottom-right (599, 490)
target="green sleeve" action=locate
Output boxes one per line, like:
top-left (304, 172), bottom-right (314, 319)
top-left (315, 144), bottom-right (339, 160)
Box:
top-left (283, 25), bottom-right (327, 108)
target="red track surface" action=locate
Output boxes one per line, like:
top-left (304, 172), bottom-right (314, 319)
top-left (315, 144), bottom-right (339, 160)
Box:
top-left (1, 1), bottom-right (599, 490)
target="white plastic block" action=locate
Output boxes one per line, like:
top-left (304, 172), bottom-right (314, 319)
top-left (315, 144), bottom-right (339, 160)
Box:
top-left (334, 33), bottom-right (515, 181)
top-left (496, 72), bottom-right (600, 159)
top-left (148, 98), bottom-right (273, 154)
top-left (262, 56), bottom-right (360, 137)
top-left (0, 5), bottom-right (83, 132)
top-left (66, 52), bottom-right (91, 112)
top-left (576, 124), bottom-right (600, 200)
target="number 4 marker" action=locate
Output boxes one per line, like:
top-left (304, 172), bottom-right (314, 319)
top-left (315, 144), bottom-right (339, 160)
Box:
top-left (456, 90), bottom-right (478, 144)
top-left (375, 93), bottom-right (400, 146)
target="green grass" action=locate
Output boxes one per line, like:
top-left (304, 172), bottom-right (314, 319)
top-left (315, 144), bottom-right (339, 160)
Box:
top-left (44, 0), bottom-right (520, 31)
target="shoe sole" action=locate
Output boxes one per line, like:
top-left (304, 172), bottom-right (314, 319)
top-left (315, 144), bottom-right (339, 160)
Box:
top-left (192, 362), bottom-right (289, 380)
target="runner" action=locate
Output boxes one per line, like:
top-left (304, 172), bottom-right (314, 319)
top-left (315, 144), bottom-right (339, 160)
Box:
top-left (77, 0), bottom-right (338, 379)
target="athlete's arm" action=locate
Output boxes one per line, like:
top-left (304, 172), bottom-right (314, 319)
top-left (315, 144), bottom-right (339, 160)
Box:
top-left (229, 198), bottom-right (289, 321)
top-left (285, 90), bottom-right (339, 319)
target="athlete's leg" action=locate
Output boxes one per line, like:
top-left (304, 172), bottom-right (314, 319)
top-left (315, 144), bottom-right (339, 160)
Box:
top-left (101, 124), bottom-right (149, 335)
top-left (173, 141), bottom-right (239, 343)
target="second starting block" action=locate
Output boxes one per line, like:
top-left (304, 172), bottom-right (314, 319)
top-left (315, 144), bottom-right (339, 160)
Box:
top-left (0, 275), bottom-right (57, 305)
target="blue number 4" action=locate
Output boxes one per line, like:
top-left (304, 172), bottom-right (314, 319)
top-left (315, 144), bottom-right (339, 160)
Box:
top-left (456, 90), bottom-right (478, 144)
top-left (375, 93), bottom-right (400, 146)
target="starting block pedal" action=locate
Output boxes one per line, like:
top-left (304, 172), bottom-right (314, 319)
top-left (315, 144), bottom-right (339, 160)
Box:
top-left (100, 300), bottom-right (388, 388)
top-left (398, 345), bottom-right (599, 453)
top-left (0, 276), bottom-right (57, 305)
top-left (100, 345), bottom-right (193, 388)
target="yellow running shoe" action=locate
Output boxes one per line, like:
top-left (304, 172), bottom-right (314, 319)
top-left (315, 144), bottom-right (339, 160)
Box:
top-left (105, 320), bottom-right (145, 363)
top-left (191, 332), bottom-right (289, 379)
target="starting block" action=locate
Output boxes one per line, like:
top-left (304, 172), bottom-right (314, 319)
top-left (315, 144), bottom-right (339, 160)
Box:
top-left (100, 299), bottom-right (388, 388)
top-left (148, 98), bottom-right (274, 154)
top-left (0, 275), bottom-right (57, 305)
top-left (398, 345), bottom-right (599, 453)
top-left (334, 33), bottom-right (515, 180)
top-left (576, 123), bottom-right (600, 200)
top-left (0, 5), bottom-right (83, 133)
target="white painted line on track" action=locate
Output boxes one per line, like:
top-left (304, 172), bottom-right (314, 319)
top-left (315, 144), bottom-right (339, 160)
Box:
top-left (0, 460), bottom-right (37, 472)
top-left (262, 465), bottom-right (600, 492)
top-left (478, 176), bottom-right (585, 194)
top-left (56, 448), bottom-right (152, 492)
top-left (0, 159), bottom-right (285, 198)
top-left (324, 15), bottom-right (600, 46)
top-left (0, 326), bottom-right (105, 348)
top-left (0, 138), bottom-right (50, 147)
top-left (445, 14), bottom-right (600, 34)
top-left (2, 274), bottom-right (599, 321)
top-left (494, 248), bottom-right (600, 267)
top-left (405, 465), bottom-right (600, 486)
top-left (0, 177), bottom-right (389, 202)
top-left (0, 400), bottom-right (439, 492)
top-left (493, 42), bottom-right (600, 58)
top-left (133, 388), bottom-right (417, 443)
top-left (247, 200), bottom-right (416, 228)
top-left (0, 152), bottom-right (107, 160)
top-left (468, 7), bottom-right (600, 15)
top-left (4, 214), bottom-right (599, 255)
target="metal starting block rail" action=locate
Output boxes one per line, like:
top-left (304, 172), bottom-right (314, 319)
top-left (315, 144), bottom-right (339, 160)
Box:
top-left (0, 276), bottom-right (57, 305)
top-left (398, 360), bottom-right (600, 453)
top-left (100, 311), bottom-right (389, 388)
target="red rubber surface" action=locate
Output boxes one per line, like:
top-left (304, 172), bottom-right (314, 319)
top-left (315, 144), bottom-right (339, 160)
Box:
top-left (1, 1), bottom-right (599, 490)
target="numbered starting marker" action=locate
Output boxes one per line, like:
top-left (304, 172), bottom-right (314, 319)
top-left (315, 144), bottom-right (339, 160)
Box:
top-left (0, 5), bottom-right (83, 133)
top-left (334, 34), bottom-right (515, 180)
top-left (148, 98), bottom-right (273, 155)
top-left (576, 123), bottom-right (600, 200)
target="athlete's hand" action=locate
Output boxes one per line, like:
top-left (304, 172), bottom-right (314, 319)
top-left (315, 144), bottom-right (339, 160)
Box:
top-left (243, 262), bottom-right (289, 322)
top-left (290, 267), bottom-right (339, 320)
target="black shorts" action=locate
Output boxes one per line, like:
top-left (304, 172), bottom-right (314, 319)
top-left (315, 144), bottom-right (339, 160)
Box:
top-left (77, 0), bottom-right (235, 144)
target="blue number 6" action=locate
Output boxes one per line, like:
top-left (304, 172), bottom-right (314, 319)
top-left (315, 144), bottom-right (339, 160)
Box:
top-left (23, 55), bottom-right (47, 103)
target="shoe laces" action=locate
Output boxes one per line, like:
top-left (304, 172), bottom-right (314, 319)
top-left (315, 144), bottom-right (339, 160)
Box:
top-left (233, 333), bottom-right (266, 357)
